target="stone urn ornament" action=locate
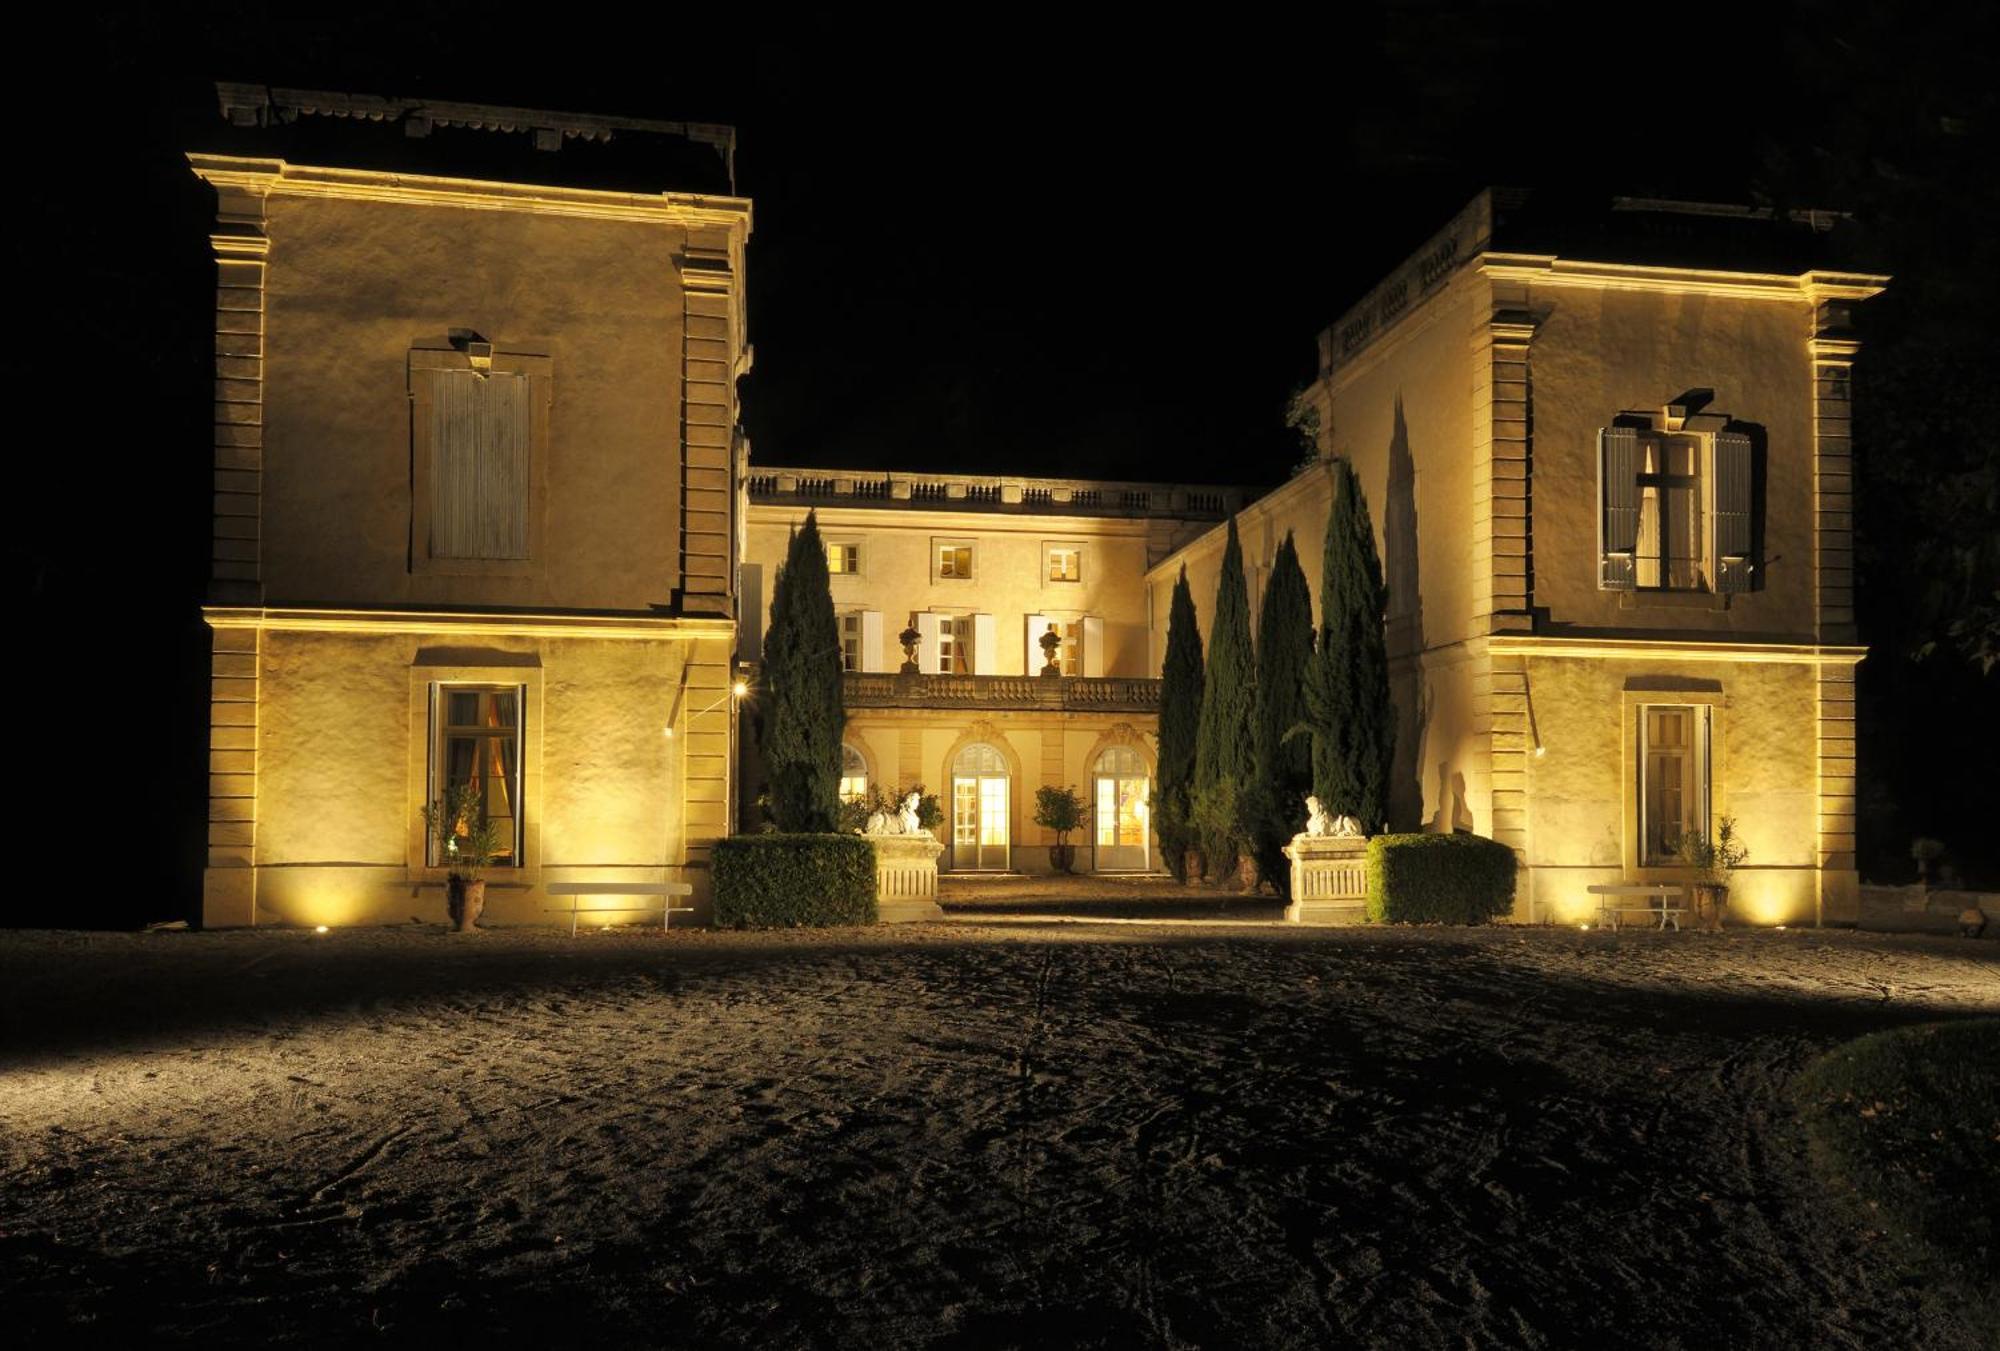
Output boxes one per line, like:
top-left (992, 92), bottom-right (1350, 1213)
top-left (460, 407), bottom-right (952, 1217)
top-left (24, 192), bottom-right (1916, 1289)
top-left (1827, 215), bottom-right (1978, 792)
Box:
top-left (898, 622), bottom-right (922, 675)
top-left (1038, 624), bottom-right (1063, 677)
top-left (422, 785), bottom-right (502, 933)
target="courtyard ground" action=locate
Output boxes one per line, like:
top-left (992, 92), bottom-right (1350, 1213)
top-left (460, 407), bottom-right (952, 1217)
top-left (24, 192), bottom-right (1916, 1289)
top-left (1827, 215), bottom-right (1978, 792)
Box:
top-left (2, 922), bottom-right (1995, 1347)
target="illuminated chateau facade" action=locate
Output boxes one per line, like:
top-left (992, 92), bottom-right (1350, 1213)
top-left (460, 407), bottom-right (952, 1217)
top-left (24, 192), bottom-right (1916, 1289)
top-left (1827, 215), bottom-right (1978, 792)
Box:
top-left (193, 88), bottom-right (749, 928)
top-left (189, 86), bottom-right (1883, 927)
top-left (1155, 192), bottom-right (1885, 925)
top-left (741, 474), bottom-right (1242, 874)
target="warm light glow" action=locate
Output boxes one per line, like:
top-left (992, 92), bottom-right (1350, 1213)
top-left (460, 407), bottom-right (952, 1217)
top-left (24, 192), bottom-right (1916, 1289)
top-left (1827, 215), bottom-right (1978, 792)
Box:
top-left (731, 679), bottom-right (749, 697)
top-left (1533, 745), bottom-right (1547, 758)
top-left (1578, 923), bottom-right (1590, 931)
top-left (663, 726), bottom-right (675, 738)
top-left (315, 925), bottom-right (329, 934)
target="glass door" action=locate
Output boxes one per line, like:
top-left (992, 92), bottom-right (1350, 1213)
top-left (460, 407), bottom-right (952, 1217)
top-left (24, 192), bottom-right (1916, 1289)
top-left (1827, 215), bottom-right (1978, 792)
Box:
top-left (950, 742), bottom-right (1010, 870)
top-left (1091, 745), bottom-right (1150, 872)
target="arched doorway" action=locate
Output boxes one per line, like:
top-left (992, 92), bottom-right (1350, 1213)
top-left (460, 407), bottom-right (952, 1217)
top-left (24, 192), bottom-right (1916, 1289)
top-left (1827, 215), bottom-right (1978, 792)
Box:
top-left (950, 741), bottom-right (1010, 870)
top-left (838, 742), bottom-right (870, 807)
top-left (1092, 744), bottom-right (1151, 872)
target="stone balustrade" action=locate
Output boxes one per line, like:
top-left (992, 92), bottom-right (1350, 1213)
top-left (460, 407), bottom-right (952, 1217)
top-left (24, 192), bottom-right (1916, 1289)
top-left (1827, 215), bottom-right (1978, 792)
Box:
top-left (749, 466), bottom-right (1242, 520)
top-left (843, 672), bottom-right (1160, 713)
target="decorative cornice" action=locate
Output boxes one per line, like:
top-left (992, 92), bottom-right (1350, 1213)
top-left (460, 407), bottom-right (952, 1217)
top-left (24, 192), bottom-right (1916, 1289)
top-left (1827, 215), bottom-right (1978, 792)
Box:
top-left (1478, 254), bottom-right (1889, 304)
top-left (1487, 635), bottom-right (1868, 666)
top-left (203, 606), bottom-right (737, 640)
top-left (186, 153), bottom-right (753, 232)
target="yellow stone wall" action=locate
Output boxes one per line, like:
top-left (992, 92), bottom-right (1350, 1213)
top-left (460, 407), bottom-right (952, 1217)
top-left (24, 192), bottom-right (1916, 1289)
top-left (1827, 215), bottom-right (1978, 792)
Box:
top-left (746, 506), bottom-right (1160, 676)
top-left (1529, 288), bottom-right (1819, 638)
top-left (257, 194), bottom-right (693, 612)
top-left (213, 621), bottom-right (735, 928)
top-left (1520, 652), bottom-right (1825, 926)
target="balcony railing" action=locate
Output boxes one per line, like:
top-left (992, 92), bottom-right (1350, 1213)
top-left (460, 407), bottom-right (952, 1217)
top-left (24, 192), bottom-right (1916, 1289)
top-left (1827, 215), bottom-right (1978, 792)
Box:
top-left (843, 672), bottom-right (1160, 713)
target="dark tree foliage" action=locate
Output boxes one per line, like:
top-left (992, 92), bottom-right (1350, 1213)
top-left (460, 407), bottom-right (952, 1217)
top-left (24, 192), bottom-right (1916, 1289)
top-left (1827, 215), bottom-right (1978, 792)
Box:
top-left (1193, 517), bottom-right (1257, 874)
top-left (1249, 531), bottom-right (1315, 896)
top-left (1154, 567), bottom-right (1205, 881)
top-left (1306, 459), bottom-right (1394, 832)
top-left (760, 511), bottom-right (844, 832)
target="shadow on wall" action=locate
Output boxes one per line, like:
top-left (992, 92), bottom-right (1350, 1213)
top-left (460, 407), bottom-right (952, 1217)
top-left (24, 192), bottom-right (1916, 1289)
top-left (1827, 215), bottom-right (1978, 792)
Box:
top-left (1383, 395), bottom-right (1428, 830)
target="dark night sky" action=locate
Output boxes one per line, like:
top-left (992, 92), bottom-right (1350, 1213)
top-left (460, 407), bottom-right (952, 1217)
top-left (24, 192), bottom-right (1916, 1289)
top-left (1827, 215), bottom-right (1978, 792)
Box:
top-left (16, 4), bottom-right (1995, 921)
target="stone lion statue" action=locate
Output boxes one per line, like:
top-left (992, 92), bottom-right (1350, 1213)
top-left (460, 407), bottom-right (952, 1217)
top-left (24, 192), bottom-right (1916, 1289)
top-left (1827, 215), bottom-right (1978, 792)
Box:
top-left (865, 791), bottom-right (926, 837)
top-left (1303, 794), bottom-right (1364, 838)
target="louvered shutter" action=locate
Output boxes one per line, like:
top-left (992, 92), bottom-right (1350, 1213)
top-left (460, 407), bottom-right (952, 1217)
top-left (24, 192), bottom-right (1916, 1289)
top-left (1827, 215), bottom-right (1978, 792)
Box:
top-left (738, 563), bottom-right (764, 661)
top-left (431, 369), bottom-right (531, 560)
top-left (1599, 426), bottom-right (1639, 590)
top-left (1713, 431), bottom-right (1754, 594)
top-left (916, 613), bottom-right (942, 673)
top-left (1082, 616), bottom-right (1105, 677)
top-left (860, 610), bottom-right (885, 672)
top-left (972, 613), bottom-right (997, 674)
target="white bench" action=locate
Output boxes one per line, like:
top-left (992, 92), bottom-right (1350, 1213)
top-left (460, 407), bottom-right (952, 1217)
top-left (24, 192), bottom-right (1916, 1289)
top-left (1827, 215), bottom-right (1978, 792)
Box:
top-left (1586, 883), bottom-right (1688, 931)
top-left (545, 881), bottom-right (695, 936)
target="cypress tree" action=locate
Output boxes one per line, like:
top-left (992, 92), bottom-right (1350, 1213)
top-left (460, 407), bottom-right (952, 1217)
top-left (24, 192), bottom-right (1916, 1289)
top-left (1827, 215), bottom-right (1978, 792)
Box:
top-left (1192, 516), bottom-right (1256, 874)
top-left (1155, 566), bottom-right (1204, 881)
top-left (760, 511), bottom-right (844, 832)
top-left (1249, 531), bottom-right (1314, 894)
top-left (1305, 460), bottom-right (1394, 831)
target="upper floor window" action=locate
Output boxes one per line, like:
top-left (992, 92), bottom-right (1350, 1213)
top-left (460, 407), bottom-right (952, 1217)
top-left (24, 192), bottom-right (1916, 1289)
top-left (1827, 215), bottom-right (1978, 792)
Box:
top-left (827, 541), bottom-right (862, 575)
top-left (939, 615), bottom-right (975, 673)
top-left (1046, 544), bottom-right (1082, 584)
top-left (1599, 426), bottom-right (1754, 595)
top-left (838, 611), bottom-right (864, 672)
top-left (935, 541), bottom-right (975, 581)
top-left (409, 339), bottom-right (552, 575)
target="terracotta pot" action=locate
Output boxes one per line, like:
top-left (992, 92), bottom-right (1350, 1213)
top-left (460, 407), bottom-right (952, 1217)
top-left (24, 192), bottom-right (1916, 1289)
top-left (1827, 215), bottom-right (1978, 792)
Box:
top-left (448, 877), bottom-right (486, 932)
top-left (1049, 843), bottom-right (1076, 874)
top-left (1182, 848), bottom-right (1206, 886)
top-left (1691, 882), bottom-right (1728, 933)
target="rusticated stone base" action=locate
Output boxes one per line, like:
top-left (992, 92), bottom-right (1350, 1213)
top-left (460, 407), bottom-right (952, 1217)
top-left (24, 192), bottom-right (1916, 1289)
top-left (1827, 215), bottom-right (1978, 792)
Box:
top-left (1283, 834), bottom-right (1369, 925)
top-left (870, 834), bottom-right (945, 923)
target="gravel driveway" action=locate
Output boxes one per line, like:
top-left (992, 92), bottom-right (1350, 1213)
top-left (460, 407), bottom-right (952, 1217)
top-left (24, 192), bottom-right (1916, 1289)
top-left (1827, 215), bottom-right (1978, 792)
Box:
top-left (2, 924), bottom-right (1995, 1347)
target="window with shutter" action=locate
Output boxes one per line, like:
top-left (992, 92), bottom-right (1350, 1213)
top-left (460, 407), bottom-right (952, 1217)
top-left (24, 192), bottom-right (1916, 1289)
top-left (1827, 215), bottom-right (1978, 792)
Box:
top-left (409, 341), bottom-right (551, 576)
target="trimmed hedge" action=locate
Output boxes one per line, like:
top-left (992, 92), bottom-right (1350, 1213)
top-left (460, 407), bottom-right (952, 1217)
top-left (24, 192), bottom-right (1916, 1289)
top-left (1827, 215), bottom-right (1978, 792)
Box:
top-left (1365, 832), bottom-right (1516, 924)
top-left (714, 834), bottom-right (878, 928)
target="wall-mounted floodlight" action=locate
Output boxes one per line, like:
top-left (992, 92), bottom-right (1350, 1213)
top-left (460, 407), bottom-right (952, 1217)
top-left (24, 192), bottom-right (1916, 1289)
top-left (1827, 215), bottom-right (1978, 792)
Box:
top-left (663, 674), bottom-right (750, 738)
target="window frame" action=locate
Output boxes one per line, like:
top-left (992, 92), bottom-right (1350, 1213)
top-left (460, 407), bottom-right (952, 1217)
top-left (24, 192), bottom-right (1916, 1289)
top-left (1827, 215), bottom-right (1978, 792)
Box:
top-left (409, 341), bottom-right (553, 578)
top-left (837, 610), bottom-right (864, 672)
top-left (407, 659), bottom-right (543, 882)
top-left (1635, 701), bottom-right (1713, 867)
top-left (1044, 541), bottom-right (1084, 586)
top-left (825, 538), bottom-right (865, 577)
top-left (932, 538), bottom-right (976, 582)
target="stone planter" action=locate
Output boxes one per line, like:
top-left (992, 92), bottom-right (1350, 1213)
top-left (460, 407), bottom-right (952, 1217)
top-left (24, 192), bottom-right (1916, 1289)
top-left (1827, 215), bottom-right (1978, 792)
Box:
top-left (1282, 834), bottom-right (1368, 924)
top-left (869, 834), bottom-right (945, 923)
top-left (447, 877), bottom-right (485, 932)
top-left (1049, 843), bottom-right (1077, 874)
top-left (1691, 882), bottom-right (1729, 932)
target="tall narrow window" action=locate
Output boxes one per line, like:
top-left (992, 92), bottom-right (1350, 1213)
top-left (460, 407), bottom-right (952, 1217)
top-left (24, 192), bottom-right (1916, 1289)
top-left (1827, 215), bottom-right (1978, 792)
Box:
top-left (431, 685), bottom-right (524, 866)
top-left (938, 616), bottom-right (974, 674)
top-left (1639, 704), bottom-right (1710, 865)
top-left (838, 612), bottom-right (864, 672)
top-left (1634, 438), bottom-right (1702, 590)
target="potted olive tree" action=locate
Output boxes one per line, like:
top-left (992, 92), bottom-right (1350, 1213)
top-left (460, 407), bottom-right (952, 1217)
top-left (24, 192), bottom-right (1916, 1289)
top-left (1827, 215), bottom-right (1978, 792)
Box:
top-left (422, 784), bottom-right (503, 932)
top-left (1035, 785), bottom-right (1087, 873)
top-left (1676, 816), bottom-right (1749, 932)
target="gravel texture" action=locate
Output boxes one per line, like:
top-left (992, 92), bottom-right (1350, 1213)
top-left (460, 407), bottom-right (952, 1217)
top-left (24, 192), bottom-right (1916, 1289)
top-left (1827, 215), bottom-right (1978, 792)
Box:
top-left (2, 922), bottom-right (1996, 1347)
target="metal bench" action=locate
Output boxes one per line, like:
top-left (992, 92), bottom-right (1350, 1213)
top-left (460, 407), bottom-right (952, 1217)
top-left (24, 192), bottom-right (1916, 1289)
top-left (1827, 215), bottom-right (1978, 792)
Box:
top-left (1586, 883), bottom-right (1687, 931)
top-left (545, 881), bottom-right (695, 936)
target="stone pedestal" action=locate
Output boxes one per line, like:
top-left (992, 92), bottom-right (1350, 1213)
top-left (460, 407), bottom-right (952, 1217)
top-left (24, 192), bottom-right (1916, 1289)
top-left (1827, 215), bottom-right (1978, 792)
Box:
top-left (1283, 834), bottom-right (1369, 924)
top-left (870, 834), bottom-right (945, 923)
